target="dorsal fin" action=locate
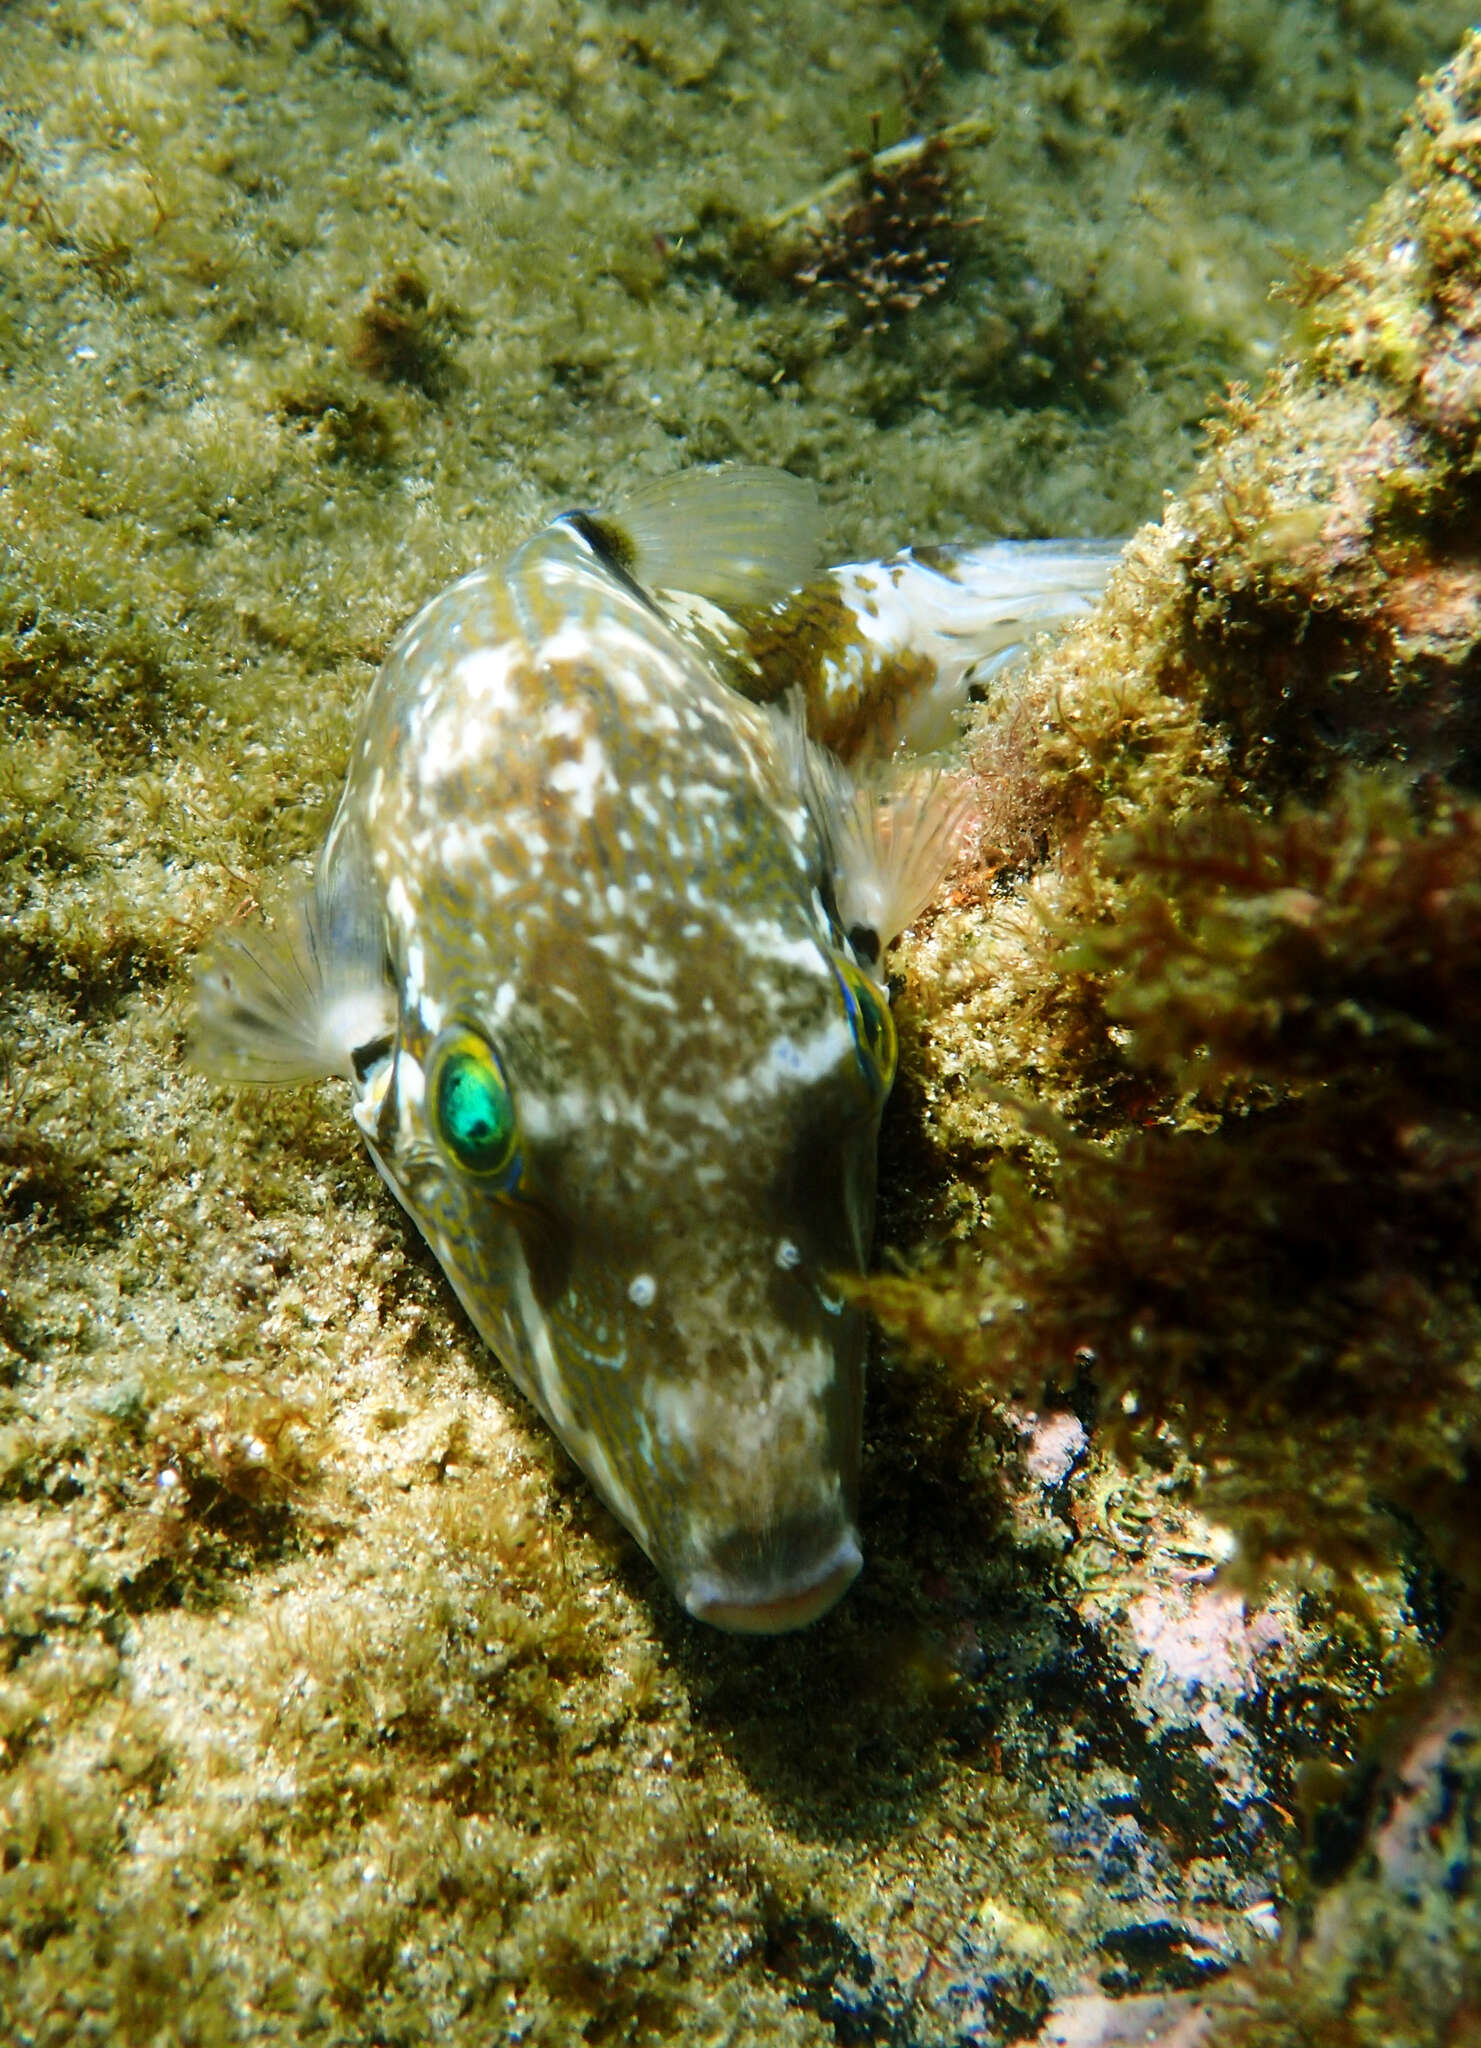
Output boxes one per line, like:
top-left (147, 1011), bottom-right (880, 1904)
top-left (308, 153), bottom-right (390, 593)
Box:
top-left (609, 465), bottom-right (822, 608)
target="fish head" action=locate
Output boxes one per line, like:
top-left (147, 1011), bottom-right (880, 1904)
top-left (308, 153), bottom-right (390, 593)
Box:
top-left (356, 886), bottom-right (897, 1633)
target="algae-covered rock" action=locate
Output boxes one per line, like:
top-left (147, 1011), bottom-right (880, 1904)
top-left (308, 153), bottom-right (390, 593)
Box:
top-left (2, 2), bottom-right (1480, 2043)
top-left (878, 27), bottom-right (1481, 1595)
top-left (872, 26), bottom-right (1481, 2044)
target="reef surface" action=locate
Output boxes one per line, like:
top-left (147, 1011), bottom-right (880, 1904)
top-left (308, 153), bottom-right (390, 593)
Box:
top-left (2, 4), bottom-right (1479, 2044)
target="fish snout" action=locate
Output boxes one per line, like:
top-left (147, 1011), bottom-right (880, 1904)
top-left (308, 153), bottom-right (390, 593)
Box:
top-left (678, 1514), bottom-right (862, 1635)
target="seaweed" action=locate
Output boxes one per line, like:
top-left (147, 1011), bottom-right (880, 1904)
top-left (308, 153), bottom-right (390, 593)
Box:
top-left (771, 124), bottom-right (987, 338)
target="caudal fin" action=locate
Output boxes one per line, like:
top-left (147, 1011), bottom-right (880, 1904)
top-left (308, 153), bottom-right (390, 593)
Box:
top-left (738, 537), bottom-right (1123, 761)
top-left (833, 539), bottom-right (1124, 755)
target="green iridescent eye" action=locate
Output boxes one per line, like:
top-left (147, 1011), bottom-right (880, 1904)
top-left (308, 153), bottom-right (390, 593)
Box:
top-left (834, 954), bottom-right (898, 1099)
top-left (426, 1026), bottom-right (522, 1186)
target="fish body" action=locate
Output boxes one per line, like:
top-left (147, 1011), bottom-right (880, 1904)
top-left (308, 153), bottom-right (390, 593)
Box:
top-left (194, 470), bottom-right (1115, 1631)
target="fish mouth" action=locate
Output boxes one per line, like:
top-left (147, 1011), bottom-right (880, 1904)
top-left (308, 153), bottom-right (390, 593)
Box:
top-left (680, 1525), bottom-right (863, 1635)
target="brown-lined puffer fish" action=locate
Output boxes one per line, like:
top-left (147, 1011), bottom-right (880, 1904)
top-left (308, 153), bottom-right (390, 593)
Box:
top-left (192, 469), bottom-right (1114, 1633)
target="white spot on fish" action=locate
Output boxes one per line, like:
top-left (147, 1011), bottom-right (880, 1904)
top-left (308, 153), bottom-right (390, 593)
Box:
top-left (727, 916), bottom-right (834, 975)
top-left (547, 735), bottom-right (612, 819)
top-left (456, 641), bottom-right (520, 713)
top-left (629, 943), bottom-right (675, 985)
top-left (624, 982), bottom-right (679, 1014)
top-left (537, 627), bottom-right (599, 672)
top-left (386, 873), bottom-right (415, 937)
top-left (719, 1017), bottom-right (853, 1103)
top-left (404, 938), bottom-right (427, 1006)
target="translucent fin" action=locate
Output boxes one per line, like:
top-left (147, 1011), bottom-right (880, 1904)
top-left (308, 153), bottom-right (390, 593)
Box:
top-left (781, 705), bottom-right (971, 957)
top-left (615, 466), bottom-right (822, 608)
top-left (190, 854), bottom-right (394, 1087)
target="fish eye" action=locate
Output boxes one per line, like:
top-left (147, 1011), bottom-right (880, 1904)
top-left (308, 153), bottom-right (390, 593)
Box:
top-left (426, 1025), bottom-right (522, 1186)
top-left (833, 953), bottom-right (897, 1101)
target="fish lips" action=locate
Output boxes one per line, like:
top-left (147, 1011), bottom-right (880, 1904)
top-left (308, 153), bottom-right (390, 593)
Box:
top-left (679, 1519), bottom-right (864, 1634)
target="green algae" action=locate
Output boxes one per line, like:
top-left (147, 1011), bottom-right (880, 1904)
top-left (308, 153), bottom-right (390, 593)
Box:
top-left (3, 3), bottom-right (1481, 2043)
top-left (864, 26), bottom-right (1481, 2044)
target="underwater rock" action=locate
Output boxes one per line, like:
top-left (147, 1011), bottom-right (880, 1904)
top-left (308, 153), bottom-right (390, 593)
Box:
top-left (875, 25), bottom-right (1481, 1593)
top-left (873, 26), bottom-right (1481, 2045)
